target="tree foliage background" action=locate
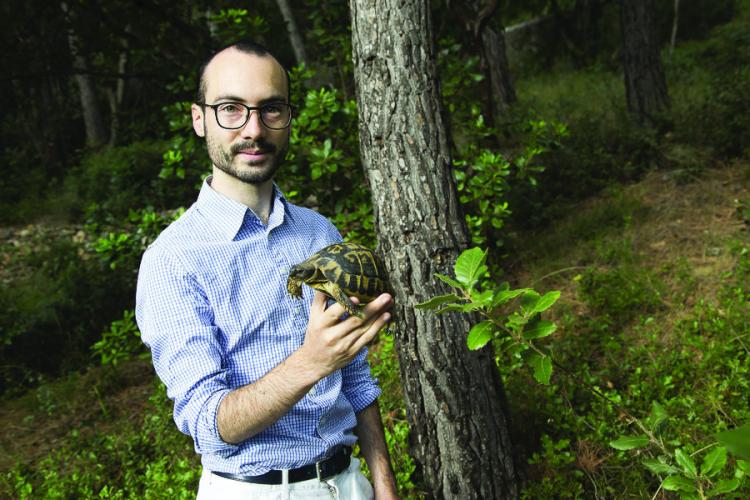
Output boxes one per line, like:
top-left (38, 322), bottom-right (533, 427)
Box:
top-left (1, 0), bottom-right (749, 497)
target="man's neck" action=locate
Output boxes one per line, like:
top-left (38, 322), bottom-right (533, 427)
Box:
top-left (210, 168), bottom-right (274, 225)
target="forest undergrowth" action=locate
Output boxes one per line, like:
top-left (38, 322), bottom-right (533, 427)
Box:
top-left (503, 161), bottom-right (750, 498)
top-left (1, 159), bottom-right (748, 498)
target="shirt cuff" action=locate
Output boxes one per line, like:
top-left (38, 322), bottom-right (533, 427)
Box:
top-left (194, 388), bottom-right (240, 456)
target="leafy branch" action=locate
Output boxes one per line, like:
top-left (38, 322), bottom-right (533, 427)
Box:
top-left (416, 247), bottom-right (750, 498)
top-left (416, 247), bottom-right (560, 385)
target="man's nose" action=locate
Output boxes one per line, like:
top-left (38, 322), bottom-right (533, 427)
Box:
top-left (240, 110), bottom-right (264, 139)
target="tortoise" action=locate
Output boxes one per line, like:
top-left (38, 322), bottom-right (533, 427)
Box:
top-left (286, 242), bottom-right (392, 318)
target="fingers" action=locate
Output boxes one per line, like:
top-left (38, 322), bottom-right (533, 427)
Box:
top-left (313, 292), bottom-right (393, 333)
top-left (359, 293), bottom-right (393, 319)
top-left (350, 305), bottom-right (392, 351)
top-left (303, 293), bottom-right (393, 374)
top-left (337, 293), bottom-right (393, 335)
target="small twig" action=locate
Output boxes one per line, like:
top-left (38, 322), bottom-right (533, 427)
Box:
top-left (651, 480), bottom-right (664, 500)
top-left (690, 442), bottom-right (716, 458)
top-left (531, 266), bottom-right (588, 286)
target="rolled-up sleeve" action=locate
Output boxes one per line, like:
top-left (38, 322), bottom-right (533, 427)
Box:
top-left (135, 246), bottom-right (239, 456)
top-left (340, 347), bottom-right (381, 413)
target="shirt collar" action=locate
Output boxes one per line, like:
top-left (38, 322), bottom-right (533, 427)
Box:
top-left (196, 176), bottom-right (289, 240)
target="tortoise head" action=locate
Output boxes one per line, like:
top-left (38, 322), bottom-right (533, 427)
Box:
top-left (286, 263), bottom-right (313, 297)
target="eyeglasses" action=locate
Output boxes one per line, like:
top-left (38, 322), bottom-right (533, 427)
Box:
top-left (199, 102), bottom-right (294, 130)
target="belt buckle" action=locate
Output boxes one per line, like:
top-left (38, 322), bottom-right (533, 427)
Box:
top-left (316, 460), bottom-right (324, 481)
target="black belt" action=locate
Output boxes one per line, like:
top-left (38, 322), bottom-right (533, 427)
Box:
top-left (212, 446), bottom-right (352, 485)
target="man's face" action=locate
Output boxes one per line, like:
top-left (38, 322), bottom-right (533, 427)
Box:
top-left (191, 49), bottom-right (290, 186)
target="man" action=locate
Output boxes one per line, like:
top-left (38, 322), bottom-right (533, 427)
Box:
top-left (135, 41), bottom-right (399, 499)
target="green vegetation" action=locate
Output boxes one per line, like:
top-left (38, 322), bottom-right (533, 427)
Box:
top-left (1, 1), bottom-right (749, 498)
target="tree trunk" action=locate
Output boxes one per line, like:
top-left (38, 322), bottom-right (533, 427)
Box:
top-left (468, 0), bottom-right (516, 122)
top-left (481, 25), bottom-right (516, 120)
top-left (619, 0), bottom-right (670, 127)
top-left (108, 28), bottom-right (129, 146)
top-left (61, 1), bottom-right (107, 147)
top-left (670, 0), bottom-right (680, 53)
top-left (275, 0), bottom-right (308, 66)
top-left (349, 1), bottom-right (519, 498)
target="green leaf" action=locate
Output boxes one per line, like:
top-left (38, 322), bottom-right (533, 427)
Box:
top-left (700, 446), bottom-right (727, 478)
top-left (609, 435), bottom-right (649, 450)
top-left (737, 459), bottom-right (750, 477)
top-left (467, 321), bottom-right (494, 350)
top-left (522, 320), bottom-right (557, 340)
top-left (461, 302), bottom-right (489, 313)
top-left (492, 288), bottom-right (531, 307)
top-left (707, 478), bottom-right (740, 497)
top-left (469, 289), bottom-right (494, 307)
top-left (529, 291), bottom-right (561, 315)
top-left (415, 294), bottom-right (462, 310)
top-left (435, 304), bottom-right (467, 315)
top-left (527, 353), bottom-right (552, 385)
top-left (675, 449), bottom-right (698, 478)
top-left (454, 248), bottom-right (487, 288)
top-left (642, 458), bottom-right (677, 475)
top-left (661, 475), bottom-right (697, 492)
top-left (311, 165), bottom-right (322, 180)
top-left (646, 401), bottom-right (668, 432)
top-left (435, 273), bottom-right (466, 291)
top-left (717, 423), bottom-right (750, 461)
top-left (520, 290), bottom-right (540, 311)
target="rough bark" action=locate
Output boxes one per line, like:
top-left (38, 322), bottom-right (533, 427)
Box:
top-left (275, 0), bottom-right (308, 66)
top-left (619, 0), bottom-right (670, 127)
top-left (349, 1), bottom-right (518, 498)
top-left (61, 1), bottom-right (107, 147)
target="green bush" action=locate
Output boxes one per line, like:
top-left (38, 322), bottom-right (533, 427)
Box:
top-left (502, 241), bottom-right (750, 498)
top-left (91, 310), bottom-right (147, 367)
top-left (579, 265), bottom-right (665, 327)
top-left (2, 381), bottom-right (200, 499)
top-left (667, 14), bottom-right (750, 158)
top-left (65, 140), bottom-right (198, 221)
top-left (0, 233), bottom-right (132, 396)
top-left (509, 67), bottom-right (659, 229)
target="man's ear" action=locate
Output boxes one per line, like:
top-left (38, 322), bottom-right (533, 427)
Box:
top-left (191, 104), bottom-right (205, 137)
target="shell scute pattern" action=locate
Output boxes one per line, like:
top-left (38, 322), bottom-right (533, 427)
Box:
top-left (286, 242), bottom-right (391, 318)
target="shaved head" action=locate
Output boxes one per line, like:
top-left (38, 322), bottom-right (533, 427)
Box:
top-left (195, 41), bottom-right (291, 104)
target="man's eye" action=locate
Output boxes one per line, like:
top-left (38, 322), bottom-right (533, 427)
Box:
top-left (263, 104), bottom-right (283, 115)
top-left (219, 104), bottom-right (243, 113)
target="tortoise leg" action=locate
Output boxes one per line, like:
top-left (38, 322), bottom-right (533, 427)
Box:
top-left (323, 282), bottom-right (364, 319)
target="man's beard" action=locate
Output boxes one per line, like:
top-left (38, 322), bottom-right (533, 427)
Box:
top-left (206, 135), bottom-right (287, 185)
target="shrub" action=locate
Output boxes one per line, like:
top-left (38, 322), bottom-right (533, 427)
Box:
top-left (1, 381), bottom-right (200, 499)
top-left (578, 265), bottom-right (665, 327)
top-left (65, 140), bottom-right (198, 221)
top-left (667, 15), bottom-right (750, 158)
top-left (0, 230), bottom-right (132, 396)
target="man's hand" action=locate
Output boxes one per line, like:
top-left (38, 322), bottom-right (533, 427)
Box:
top-left (216, 291), bottom-right (392, 444)
top-left (301, 291), bottom-right (393, 379)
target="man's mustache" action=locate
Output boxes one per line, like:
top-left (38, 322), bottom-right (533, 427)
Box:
top-left (231, 141), bottom-right (277, 155)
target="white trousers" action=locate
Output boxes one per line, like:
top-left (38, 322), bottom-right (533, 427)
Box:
top-left (196, 457), bottom-right (374, 500)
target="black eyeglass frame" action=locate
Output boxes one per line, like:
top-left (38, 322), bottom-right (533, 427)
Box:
top-left (198, 102), bottom-right (295, 130)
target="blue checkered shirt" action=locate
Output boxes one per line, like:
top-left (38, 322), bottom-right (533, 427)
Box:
top-left (135, 178), bottom-right (381, 475)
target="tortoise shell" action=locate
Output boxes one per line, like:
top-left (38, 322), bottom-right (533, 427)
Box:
top-left (286, 242), bottom-right (391, 318)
